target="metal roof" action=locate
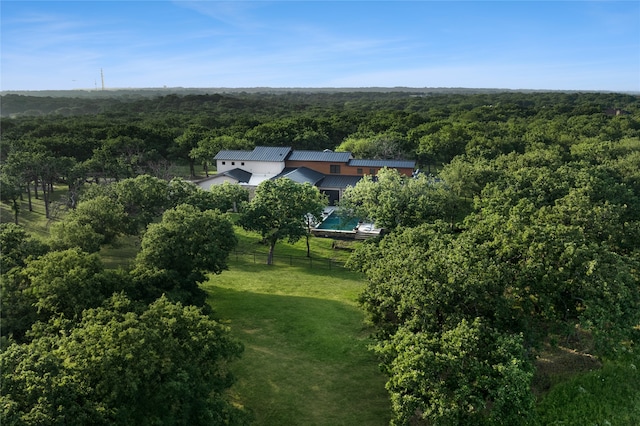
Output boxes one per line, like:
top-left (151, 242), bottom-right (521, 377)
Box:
top-left (214, 146), bottom-right (292, 162)
top-left (273, 167), bottom-right (326, 185)
top-left (318, 175), bottom-right (363, 189)
top-left (348, 159), bottom-right (416, 169)
top-left (214, 150), bottom-right (253, 161)
top-left (222, 168), bottom-right (252, 183)
top-left (287, 150), bottom-right (352, 162)
top-left (250, 146), bottom-right (292, 162)
top-left (214, 148), bottom-right (415, 171)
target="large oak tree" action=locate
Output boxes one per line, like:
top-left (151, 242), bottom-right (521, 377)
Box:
top-left (239, 178), bottom-right (326, 265)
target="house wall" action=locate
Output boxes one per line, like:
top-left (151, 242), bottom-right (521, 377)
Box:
top-left (285, 160), bottom-right (340, 175)
top-left (285, 160), bottom-right (413, 177)
top-left (217, 159), bottom-right (285, 175)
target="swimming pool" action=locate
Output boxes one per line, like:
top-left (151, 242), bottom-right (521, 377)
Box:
top-left (315, 210), bottom-right (360, 231)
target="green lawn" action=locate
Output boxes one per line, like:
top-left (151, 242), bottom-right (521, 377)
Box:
top-left (202, 231), bottom-right (390, 425)
top-left (535, 356), bottom-right (640, 425)
top-left (0, 188), bottom-right (67, 239)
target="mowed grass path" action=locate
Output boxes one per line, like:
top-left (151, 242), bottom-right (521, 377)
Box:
top-left (201, 231), bottom-right (391, 425)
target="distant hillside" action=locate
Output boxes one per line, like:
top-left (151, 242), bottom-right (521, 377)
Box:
top-left (1, 86), bottom-right (521, 98)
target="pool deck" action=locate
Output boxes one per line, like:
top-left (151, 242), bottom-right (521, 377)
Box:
top-left (311, 208), bottom-right (382, 240)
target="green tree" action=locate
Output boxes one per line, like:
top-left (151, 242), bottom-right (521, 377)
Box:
top-left (50, 196), bottom-right (128, 252)
top-left (239, 178), bottom-right (327, 265)
top-left (0, 224), bottom-right (49, 342)
top-left (1, 149), bottom-right (41, 212)
top-left (0, 223), bottom-right (49, 274)
top-left (439, 155), bottom-right (497, 199)
top-left (0, 171), bottom-right (23, 224)
top-left (131, 204), bottom-right (237, 305)
top-left (244, 117), bottom-right (330, 150)
top-left (0, 333), bottom-right (103, 424)
top-left (20, 248), bottom-right (127, 321)
top-left (111, 174), bottom-right (171, 232)
top-left (208, 182), bottom-right (250, 213)
top-left (336, 131), bottom-right (410, 159)
top-left (174, 125), bottom-right (209, 178)
top-left (349, 148), bottom-right (640, 422)
top-left (189, 134), bottom-right (250, 177)
top-left (380, 321), bottom-right (534, 426)
top-left (167, 178), bottom-right (248, 213)
top-left (1, 294), bottom-right (248, 425)
top-left (352, 213), bottom-right (640, 423)
top-left (340, 168), bottom-right (459, 230)
top-left (49, 221), bottom-right (104, 253)
top-left (416, 122), bottom-right (470, 165)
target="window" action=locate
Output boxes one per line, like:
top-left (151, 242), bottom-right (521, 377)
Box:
top-left (369, 168), bottom-right (376, 175)
top-left (232, 162), bottom-right (235, 165)
top-left (330, 164), bottom-right (341, 174)
top-left (221, 161), bottom-right (226, 165)
top-left (241, 162), bottom-right (245, 166)
top-left (357, 168), bottom-right (363, 175)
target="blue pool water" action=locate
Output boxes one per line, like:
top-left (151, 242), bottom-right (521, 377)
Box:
top-left (316, 211), bottom-right (360, 231)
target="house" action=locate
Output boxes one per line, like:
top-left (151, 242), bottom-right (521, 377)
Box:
top-left (285, 150), bottom-right (353, 175)
top-left (285, 149), bottom-right (415, 177)
top-left (197, 168), bottom-right (252, 190)
top-left (196, 146), bottom-right (416, 204)
top-left (215, 146), bottom-right (291, 186)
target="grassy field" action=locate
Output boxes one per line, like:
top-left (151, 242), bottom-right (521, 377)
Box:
top-left (201, 228), bottom-right (390, 425)
top-left (2, 195), bottom-right (639, 425)
top-left (203, 265), bottom-right (390, 425)
top-left (0, 188), bottom-right (67, 239)
top-left (535, 355), bottom-right (640, 425)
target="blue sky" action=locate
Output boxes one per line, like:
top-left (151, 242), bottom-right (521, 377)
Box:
top-left (2, 1), bottom-right (639, 92)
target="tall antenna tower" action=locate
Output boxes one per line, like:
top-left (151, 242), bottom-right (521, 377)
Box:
top-left (101, 68), bottom-right (105, 91)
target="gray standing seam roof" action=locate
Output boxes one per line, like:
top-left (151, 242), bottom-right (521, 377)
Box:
top-left (287, 150), bottom-right (352, 162)
top-left (273, 167), bottom-right (326, 185)
top-left (222, 168), bottom-right (252, 183)
top-left (214, 150), bottom-right (252, 161)
top-left (250, 146), bottom-right (292, 162)
top-left (319, 175), bottom-right (363, 189)
top-left (348, 159), bottom-right (416, 168)
top-left (214, 147), bottom-right (292, 162)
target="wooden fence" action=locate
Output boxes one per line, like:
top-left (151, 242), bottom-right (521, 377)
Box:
top-left (231, 250), bottom-right (347, 271)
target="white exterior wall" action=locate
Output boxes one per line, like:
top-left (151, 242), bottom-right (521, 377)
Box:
top-left (216, 159), bottom-right (284, 175)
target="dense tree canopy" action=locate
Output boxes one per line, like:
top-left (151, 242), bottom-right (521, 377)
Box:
top-left (3, 91), bottom-right (638, 180)
top-left (49, 196), bottom-right (128, 252)
top-left (340, 168), bottom-right (460, 230)
top-left (22, 248), bottom-right (127, 321)
top-left (348, 147), bottom-right (640, 424)
top-left (0, 224), bottom-right (50, 342)
top-left (1, 89), bottom-right (639, 424)
top-left (131, 203), bottom-right (237, 305)
top-left (0, 223), bottom-right (49, 274)
top-left (1, 294), bottom-right (247, 426)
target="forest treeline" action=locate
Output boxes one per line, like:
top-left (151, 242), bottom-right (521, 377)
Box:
top-left (1, 90), bottom-right (640, 424)
top-left (2, 90), bottom-right (638, 197)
